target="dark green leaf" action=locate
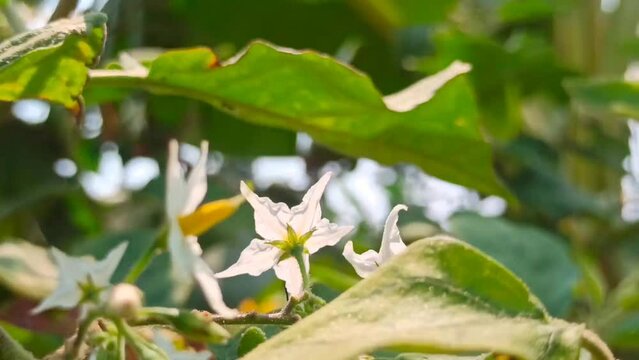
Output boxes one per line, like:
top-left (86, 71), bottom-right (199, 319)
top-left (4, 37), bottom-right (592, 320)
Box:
top-left (449, 213), bottom-right (580, 316)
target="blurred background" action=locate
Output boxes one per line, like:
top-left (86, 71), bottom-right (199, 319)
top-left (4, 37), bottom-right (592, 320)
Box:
top-left (1, 0), bottom-right (639, 358)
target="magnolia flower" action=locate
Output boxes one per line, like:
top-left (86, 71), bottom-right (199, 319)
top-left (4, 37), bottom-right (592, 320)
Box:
top-left (217, 172), bottom-right (353, 297)
top-left (343, 205), bottom-right (407, 278)
top-left (32, 242), bottom-right (128, 314)
top-left (165, 140), bottom-right (241, 316)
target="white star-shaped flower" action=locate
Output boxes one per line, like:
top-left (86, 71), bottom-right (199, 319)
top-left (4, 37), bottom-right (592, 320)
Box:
top-left (217, 172), bottom-right (353, 297)
top-left (343, 204), bottom-right (408, 278)
top-left (165, 140), bottom-right (239, 316)
top-left (32, 242), bottom-right (128, 314)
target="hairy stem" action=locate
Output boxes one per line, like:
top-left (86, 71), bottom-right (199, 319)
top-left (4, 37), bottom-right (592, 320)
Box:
top-left (581, 329), bottom-right (616, 360)
top-left (65, 312), bottom-right (98, 360)
top-left (291, 246), bottom-right (310, 292)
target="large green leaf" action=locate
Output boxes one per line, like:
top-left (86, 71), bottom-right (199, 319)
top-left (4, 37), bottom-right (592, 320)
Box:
top-left (87, 42), bottom-right (509, 198)
top-left (241, 236), bottom-right (599, 360)
top-left (0, 13), bottom-right (106, 110)
top-left (449, 213), bottom-right (580, 316)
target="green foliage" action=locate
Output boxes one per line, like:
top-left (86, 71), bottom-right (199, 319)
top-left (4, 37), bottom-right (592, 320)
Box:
top-left (566, 79), bottom-right (639, 118)
top-left (0, 13), bottom-right (106, 110)
top-left (87, 42), bottom-right (509, 198)
top-left (449, 213), bottom-right (580, 316)
top-left (240, 237), bottom-right (593, 360)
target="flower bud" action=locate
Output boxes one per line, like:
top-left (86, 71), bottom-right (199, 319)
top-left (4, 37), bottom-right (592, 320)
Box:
top-left (106, 283), bottom-right (143, 319)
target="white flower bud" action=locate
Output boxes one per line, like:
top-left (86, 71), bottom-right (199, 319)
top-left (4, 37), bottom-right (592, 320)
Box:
top-left (106, 283), bottom-right (143, 319)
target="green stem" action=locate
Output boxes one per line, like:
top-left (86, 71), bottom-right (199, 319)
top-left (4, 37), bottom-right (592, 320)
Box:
top-left (116, 332), bottom-right (126, 360)
top-left (291, 246), bottom-right (310, 292)
top-left (124, 227), bottom-right (167, 284)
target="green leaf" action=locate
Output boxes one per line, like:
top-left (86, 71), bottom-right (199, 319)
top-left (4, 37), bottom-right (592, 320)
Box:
top-left (565, 79), bottom-right (639, 118)
top-left (448, 213), bottom-right (580, 316)
top-left (0, 12), bottom-right (106, 110)
top-left (240, 236), bottom-right (594, 360)
top-left (0, 325), bottom-right (36, 360)
top-left (0, 240), bottom-right (57, 299)
top-left (0, 321), bottom-right (61, 358)
top-left (88, 42), bottom-right (510, 198)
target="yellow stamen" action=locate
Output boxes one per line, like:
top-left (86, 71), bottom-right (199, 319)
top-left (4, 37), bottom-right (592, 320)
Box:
top-left (178, 194), bottom-right (244, 236)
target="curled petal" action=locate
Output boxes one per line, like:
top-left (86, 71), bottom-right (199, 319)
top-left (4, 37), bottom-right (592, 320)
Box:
top-left (289, 172), bottom-right (331, 234)
top-left (193, 258), bottom-right (238, 317)
top-left (216, 239), bottom-right (282, 278)
top-left (342, 241), bottom-right (380, 279)
top-left (168, 222), bottom-right (197, 284)
top-left (183, 141), bottom-right (209, 214)
top-left (378, 204), bottom-right (408, 262)
top-left (240, 181), bottom-right (290, 240)
top-left (92, 242), bottom-right (129, 286)
top-left (273, 255), bottom-right (308, 298)
top-left (166, 139), bottom-right (187, 217)
top-left (305, 219), bottom-right (354, 254)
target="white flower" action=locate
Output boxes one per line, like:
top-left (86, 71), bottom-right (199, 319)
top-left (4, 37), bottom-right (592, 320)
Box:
top-left (217, 172), bottom-right (353, 297)
top-left (343, 205), bottom-right (407, 278)
top-left (79, 142), bottom-right (159, 204)
top-left (165, 139), bottom-right (238, 316)
top-left (32, 242), bottom-right (128, 314)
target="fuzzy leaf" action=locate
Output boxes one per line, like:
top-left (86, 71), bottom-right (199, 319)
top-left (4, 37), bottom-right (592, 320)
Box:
top-left (240, 236), bottom-right (601, 360)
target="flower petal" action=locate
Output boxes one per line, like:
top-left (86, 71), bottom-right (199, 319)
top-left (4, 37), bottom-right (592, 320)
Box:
top-left (342, 241), bottom-right (380, 279)
top-left (31, 285), bottom-right (82, 314)
top-left (240, 181), bottom-right (290, 240)
top-left (183, 141), bottom-right (209, 214)
top-left (193, 258), bottom-right (238, 317)
top-left (273, 255), bottom-right (308, 298)
top-left (305, 219), bottom-right (354, 254)
top-left (216, 239), bottom-right (281, 278)
top-left (166, 139), bottom-right (188, 217)
top-left (92, 242), bottom-right (128, 286)
top-left (378, 204), bottom-right (408, 262)
top-left (289, 172), bottom-right (331, 234)
top-left (168, 222), bottom-right (198, 283)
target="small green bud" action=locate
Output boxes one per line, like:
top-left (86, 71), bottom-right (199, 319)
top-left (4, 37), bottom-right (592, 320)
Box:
top-left (237, 326), bottom-right (267, 357)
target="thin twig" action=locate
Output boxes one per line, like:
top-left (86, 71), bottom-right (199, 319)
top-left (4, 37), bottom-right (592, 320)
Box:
top-left (194, 310), bottom-right (300, 326)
